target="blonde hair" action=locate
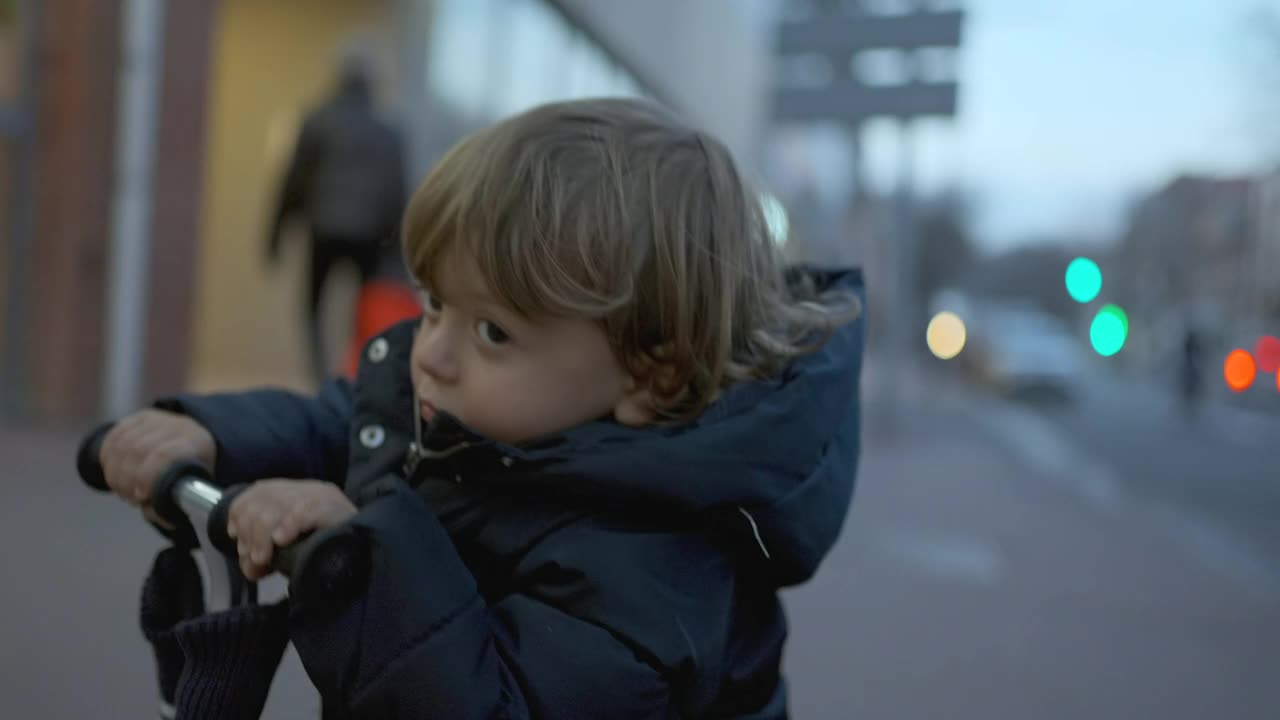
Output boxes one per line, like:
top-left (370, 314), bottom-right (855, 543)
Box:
top-left (403, 98), bottom-right (859, 421)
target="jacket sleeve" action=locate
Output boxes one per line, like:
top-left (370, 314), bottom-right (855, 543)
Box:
top-left (289, 479), bottom-right (677, 719)
top-left (155, 378), bottom-right (352, 487)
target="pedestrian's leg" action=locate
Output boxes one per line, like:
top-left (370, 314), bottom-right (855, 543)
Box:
top-left (353, 239), bottom-right (384, 286)
top-left (341, 242), bottom-right (388, 376)
top-left (307, 241), bottom-right (337, 385)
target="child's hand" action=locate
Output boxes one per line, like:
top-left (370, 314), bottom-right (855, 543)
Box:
top-left (100, 409), bottom-right (216, 506)
top-left (226, 480), bottom-right (357, 580)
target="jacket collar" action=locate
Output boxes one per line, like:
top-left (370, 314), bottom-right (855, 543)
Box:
top-left (368, 267), bottom-right (866, 586)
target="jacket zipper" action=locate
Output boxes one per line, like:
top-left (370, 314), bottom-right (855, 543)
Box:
top-left (403, 398), bottom-right (429, 476)
top-left (403, 398), bottom-right (476, 478)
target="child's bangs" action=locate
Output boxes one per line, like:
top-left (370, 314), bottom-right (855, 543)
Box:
top-left (470, 207), bottom-right (633, 322)
top-left (400, 155), bottom-right (465, 300)
top-left (404, 131), bottom-right (631, 321)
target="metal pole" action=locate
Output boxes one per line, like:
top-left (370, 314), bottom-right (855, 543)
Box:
top-left (1, 0), bottom-right (42, 421)
top-left (394, 0), bottom-right (432, 179)
top-left (898, 120), bottom-right (917, 321)
top-left (103, 0), bottom-right (166, 417)
top-left (891, 118), bottom-right (917, 411)
top-left (848, 121), bottom-right (865, 204)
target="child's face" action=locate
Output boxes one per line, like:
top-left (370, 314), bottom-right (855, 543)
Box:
top-left (410, 249), bottom-right (654, 445)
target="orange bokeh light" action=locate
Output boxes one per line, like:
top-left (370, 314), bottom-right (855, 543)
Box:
top-left (1224, 349), bottom-right (1257, 392)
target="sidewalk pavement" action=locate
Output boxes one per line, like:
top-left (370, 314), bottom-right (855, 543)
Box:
top-left (4, 370), bottom-right (1278, 719)
top-left (782, 359), bottom-right (1279, 719)
top-left (2, 426), bottom-right (321, 719)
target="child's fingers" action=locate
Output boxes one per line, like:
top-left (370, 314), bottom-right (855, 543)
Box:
top-left (238, 549), bottom-right (270, 581)
top-left (270, 506), bottom-right (312, 548)
top-left (102, 414), bottom-right (181, 504)
top-left (101, 418), bottom-right (147, 502)
top-left (227, 490), bottom-right (276, 566)
top-left (236, 533), bottom-right (274, 580)
top-left (225, 481), bottom-right (351, 581)
top-left (237, 513), bottom-right (300, 581)
top-left (246, 506), bottom-right (281, 566)
top-left (133, 440), bottom-right (182, 505)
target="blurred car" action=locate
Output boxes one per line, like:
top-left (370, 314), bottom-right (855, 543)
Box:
top-left (963, 305), bottom-right (1085, 403)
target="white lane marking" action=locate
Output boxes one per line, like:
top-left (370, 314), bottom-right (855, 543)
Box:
top-left (947, 385), bottom-right (1279, 595)
top-left (877, 530), bottom-right (1006, 585)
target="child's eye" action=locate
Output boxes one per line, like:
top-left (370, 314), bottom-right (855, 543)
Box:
top-left (476, 320), bottom-right (510, 346)
top-left (420, 289), bottom-right (443, 314)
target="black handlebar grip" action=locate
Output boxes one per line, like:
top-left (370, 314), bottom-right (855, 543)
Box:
top-left (206, 485), bottom-right (370, 607)
top-left (205, 483), bottom-right (249, 559)
top-left (150, 460), bottom-right (214, 542)
top-left (276, 524), bottom-right (370, 609)
top-left (75, 422), bottom-right (116, 492)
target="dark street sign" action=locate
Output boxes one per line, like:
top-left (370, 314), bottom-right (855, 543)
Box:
top-left (777, 10), bottom-right (964, 55)
top-left (772, 9), bottom-right (964, 124)
top-left (775, 82), bottom-right (957, 123)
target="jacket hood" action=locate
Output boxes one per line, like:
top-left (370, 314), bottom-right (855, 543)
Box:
top-left (420, 268), bottom-right (866, 587)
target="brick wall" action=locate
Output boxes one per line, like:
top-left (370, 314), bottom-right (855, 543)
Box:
top-left (21, 0), bottom-right (215, 423)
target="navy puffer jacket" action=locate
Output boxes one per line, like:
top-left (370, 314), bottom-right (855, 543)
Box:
top-left (165, 269), bottom-right (865, 719)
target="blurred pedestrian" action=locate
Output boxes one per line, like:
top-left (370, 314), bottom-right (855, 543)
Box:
top-left (267, 52), bottom-right (408, 384)
top-left (1179, 326), bottom-right (1204, 417)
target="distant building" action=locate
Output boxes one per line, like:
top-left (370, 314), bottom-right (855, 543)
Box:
top-left (1252, 168), bottom-right (1280, 322)
top-left (1118, 174), bottom-right (1259, 369)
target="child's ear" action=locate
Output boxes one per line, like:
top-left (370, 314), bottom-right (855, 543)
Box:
top-left (613, 377), bottom-right (658, 427)
top-left (614, 345), bottom-right (686, 427)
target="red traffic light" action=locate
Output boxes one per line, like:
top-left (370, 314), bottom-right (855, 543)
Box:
top-left (1254, 335), bottom-right (1280, 374)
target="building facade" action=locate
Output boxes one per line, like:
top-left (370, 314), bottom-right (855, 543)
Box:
top-left (1118, 174), bottom-right (1262, 370)
top-left (1, 0), bottom-right (774, 422)
top-left (1252, 168), bottom-right (1280, 322)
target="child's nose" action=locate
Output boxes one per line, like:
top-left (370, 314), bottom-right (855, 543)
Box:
top-left (414, 319), bottom-right (460, 383)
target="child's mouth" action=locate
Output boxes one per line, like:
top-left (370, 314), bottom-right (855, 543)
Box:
top-left (420, 399), bottom-right (437, 422)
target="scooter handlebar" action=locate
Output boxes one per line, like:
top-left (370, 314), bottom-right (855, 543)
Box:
top-left (75, 423), bottom-right (369, 605)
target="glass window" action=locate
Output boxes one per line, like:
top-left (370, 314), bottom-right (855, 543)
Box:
top-left (428, 0), bottom-right (498, 120)
top-left (582, 42), bottom-right (619, 99)
top-left (427, 0), bottom-right (654, 123)
top-left (493, 0), bottom-right (570, 118)
top-left (566, 33), bottom-right (605, 99)
top-left (563, 30), bottom-right (591, 99)
top-left (534, 1), bottom-right (578, 102)
top-left (607, 60), bottom-right (642, 98)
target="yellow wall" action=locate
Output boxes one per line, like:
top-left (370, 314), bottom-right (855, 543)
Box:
top-left (192, 0), bottom-right (394, 393)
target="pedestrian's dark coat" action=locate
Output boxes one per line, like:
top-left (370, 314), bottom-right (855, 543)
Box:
top-left (166, 268), bottom-right (865, 719)
top-left (273, 73), bottom-right (407, 245)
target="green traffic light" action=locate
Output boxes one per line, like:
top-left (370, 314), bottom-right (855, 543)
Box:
top-left (1090, 304), bottom-right (1128, 357)
top-left (1065, 257), bottom-right (1102, 304)
top-left (1110, 303), bottom-right (1129, 335)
